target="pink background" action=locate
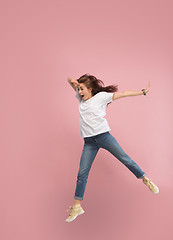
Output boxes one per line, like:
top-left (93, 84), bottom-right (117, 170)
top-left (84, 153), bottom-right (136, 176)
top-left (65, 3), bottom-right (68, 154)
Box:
top-left (1, 0), bottom-right (173, 240)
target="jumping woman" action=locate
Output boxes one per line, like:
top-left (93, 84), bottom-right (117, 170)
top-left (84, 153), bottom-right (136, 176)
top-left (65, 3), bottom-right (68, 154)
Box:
top-left (66, 74), bottom-right (159, 223)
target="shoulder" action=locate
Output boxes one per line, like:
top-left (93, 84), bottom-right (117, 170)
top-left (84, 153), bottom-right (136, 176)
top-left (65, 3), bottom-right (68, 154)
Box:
top-left (95, 91), bottom-right (109, 97)
top-left (91, 92), bottom-right (107, 100)
top-left (94, 91), bottom-right (114, 103)
top-left (96, 91), bottom-right (114, 98)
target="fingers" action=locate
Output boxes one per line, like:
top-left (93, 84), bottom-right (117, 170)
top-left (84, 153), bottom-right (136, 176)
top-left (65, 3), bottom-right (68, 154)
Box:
top-left (68, 78), bottom-right (79, 86)
top-left (67, 77), bottom-right (73, 81)
top-left (68, 77), bottom-right (77, 82)
top-left (145, 81), bottom-right (150, 93)
top-left (71, 78), bottom-right (78, 84)
top-left (73, 80), bottom-right (80, 86)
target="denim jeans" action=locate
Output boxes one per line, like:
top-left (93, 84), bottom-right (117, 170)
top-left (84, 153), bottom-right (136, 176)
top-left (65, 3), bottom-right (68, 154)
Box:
top-left (74, 131), bottom-right (145, 200)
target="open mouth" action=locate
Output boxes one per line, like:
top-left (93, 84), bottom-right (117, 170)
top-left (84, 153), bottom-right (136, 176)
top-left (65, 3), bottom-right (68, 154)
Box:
top-left (81, 94), bottom-right (84, 98)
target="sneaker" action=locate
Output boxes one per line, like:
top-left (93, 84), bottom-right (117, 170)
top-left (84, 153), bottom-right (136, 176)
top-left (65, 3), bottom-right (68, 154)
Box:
top-left (143, 177), bottom-right (159, 194)
top-left (65, 205), bottom-right (85, 223)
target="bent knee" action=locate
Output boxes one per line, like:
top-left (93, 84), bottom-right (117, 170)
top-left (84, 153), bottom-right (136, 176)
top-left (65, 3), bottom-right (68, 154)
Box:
top-left (77, 172), bottom-right (89, 181)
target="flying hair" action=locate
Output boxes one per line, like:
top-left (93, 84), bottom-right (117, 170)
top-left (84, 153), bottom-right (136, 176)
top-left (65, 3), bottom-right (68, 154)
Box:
top-left (77, 74), bottom-right (118, 96)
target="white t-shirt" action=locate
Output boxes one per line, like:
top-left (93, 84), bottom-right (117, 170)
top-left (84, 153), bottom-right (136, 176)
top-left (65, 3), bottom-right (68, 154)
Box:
top-left (75, 88), bottom-right (114, 138)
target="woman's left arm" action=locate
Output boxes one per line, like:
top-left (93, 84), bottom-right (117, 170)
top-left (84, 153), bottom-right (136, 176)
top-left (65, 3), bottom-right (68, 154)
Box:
top-left (112, 82), bottom-right (150, 101)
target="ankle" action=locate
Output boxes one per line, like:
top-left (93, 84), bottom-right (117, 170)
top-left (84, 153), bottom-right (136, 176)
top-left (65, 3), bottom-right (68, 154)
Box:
top-left (73, 204), bottom-right (81, 209)
top-left (142, 176), bottom-right (148, 182)
top-left (73, 199), bottom-right (81, 206)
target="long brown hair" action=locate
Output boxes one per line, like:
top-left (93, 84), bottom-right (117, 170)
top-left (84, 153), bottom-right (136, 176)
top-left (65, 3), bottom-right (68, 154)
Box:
top-left (77, 74), bottom-right (118, 96)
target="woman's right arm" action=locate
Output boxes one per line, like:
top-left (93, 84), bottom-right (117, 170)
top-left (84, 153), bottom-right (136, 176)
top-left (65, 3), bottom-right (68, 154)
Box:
top-left (67, 78), bottom-right (79, 91)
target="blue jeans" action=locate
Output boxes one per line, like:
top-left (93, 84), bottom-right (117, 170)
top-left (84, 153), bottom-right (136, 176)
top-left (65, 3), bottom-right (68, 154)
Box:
top-left (74, 131), bottom-right (145, 200)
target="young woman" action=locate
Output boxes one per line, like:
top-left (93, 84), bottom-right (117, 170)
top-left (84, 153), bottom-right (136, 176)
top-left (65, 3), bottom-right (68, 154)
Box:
top-left (66, 74), bottom-right (159, 223)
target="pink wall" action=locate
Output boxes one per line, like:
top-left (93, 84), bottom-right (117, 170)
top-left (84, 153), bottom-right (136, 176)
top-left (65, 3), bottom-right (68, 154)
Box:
top-left (1, 0), bottom-right (173, 240)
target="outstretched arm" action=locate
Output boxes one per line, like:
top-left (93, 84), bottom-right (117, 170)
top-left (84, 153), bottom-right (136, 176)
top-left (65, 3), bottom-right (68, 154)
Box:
top-left (112, 82), bottom-right (150, 101)
top-left (67, 78), bottom-right (79, 92)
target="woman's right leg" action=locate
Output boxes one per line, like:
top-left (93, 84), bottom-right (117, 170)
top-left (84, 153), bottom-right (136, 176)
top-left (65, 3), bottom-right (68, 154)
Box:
top-left (66, 140), bottom-right (99, 222)
top-left (74, 140), bottom-right (100, 203)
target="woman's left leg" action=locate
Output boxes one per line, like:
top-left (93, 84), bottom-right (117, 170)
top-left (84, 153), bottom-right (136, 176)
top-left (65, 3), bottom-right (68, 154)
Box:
top-left (98, 132), bottom-right (159, 193)
top-left (98, 132), bottom-right (145, 179)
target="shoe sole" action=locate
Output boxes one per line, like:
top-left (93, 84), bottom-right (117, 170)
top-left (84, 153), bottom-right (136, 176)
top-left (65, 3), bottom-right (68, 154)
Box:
top-left (65, 210), bottom-right (85, 223)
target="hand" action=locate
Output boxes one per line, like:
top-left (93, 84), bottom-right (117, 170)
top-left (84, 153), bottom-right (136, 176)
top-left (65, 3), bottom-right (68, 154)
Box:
top-left (68, 78), bottom-right (79, 86)
top-left (144, 81), bottom-right (150, 94)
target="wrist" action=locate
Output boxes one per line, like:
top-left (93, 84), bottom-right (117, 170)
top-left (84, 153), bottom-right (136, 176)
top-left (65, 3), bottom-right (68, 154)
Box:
top-left (141, 89), bottom-right (146, 95)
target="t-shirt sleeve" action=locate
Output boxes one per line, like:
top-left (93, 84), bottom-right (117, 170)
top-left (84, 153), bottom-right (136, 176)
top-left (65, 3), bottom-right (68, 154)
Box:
top-left (101, 92), bottom-right (114, 105)
top-left (75, 88), bottom-right (82, 102)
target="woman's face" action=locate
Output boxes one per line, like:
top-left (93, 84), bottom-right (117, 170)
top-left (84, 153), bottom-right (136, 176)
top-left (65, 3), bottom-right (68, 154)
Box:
top-left (78, 83), bottom-right (93, 101)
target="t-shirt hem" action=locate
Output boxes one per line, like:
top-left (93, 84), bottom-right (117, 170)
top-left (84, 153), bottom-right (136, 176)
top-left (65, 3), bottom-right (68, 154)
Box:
top-left (81, 129), bottom-right (111, 138)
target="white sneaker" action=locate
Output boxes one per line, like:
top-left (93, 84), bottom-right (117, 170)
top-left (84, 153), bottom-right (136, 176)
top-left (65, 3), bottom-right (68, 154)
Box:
top-left (143, 177), bottom-right (159, 194)
top-left (65, 205), bottom-right (85, 223)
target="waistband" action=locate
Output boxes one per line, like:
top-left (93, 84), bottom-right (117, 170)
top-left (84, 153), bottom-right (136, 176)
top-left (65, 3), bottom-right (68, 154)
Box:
top-left (84, 131), bottom-right (110, 140)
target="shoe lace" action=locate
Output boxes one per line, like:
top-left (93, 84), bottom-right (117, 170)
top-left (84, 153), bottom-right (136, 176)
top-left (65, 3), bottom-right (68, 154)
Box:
top-left (146, 179), bottom-right (154, 189)
top-left (66, 206), bottom-right (78, 216)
